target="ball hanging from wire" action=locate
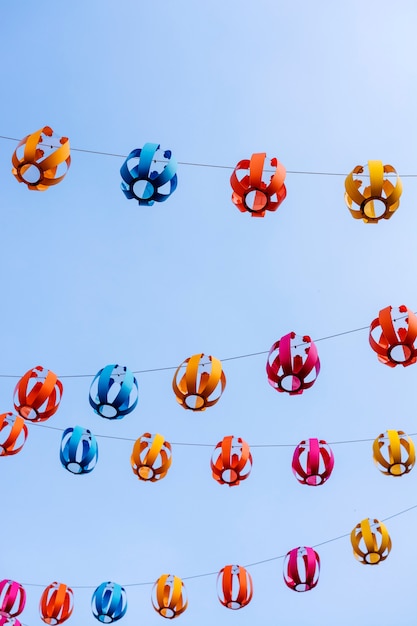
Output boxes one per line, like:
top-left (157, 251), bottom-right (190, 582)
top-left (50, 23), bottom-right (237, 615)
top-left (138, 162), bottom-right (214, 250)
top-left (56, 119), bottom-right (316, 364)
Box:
top-left (91, 582), bottom-right (127, 623)
top-left (211, 436), bottom-right (252, 486)
top-left (131, 433), bottom-right (172, 482)
top-left (373, 430), bottom-right (415, 476)
top-left (369, 305), bottom-right (417, 367)
top-left (152, 575), bottom-right (187, 619)
top-left (89, 365), bottom-right (138, 419)
top-left (0, 580), bottom-right (26, 618)
top-left (217, 565), bottom-right (253, 609)
top-left (351, 518), bottom-right (391, 564)
top-left (60, 426), bottom-right (98, 474)
top-left (266, 332), bottom-right (320, 395)
top-left (120, 143), bottom-right (177, 206)
top-left (14, 366), bottom-right (63, 422)
top-left (283, 547), bottom-right (320, 592)
top-left (0, 413), bottom-right (28, 456)
top-left (172, 353), bottom-right (226, 411)
top-left (39, 582), bottom-right (74, 625)
top-left (292, 438), bottom-right (334, 486)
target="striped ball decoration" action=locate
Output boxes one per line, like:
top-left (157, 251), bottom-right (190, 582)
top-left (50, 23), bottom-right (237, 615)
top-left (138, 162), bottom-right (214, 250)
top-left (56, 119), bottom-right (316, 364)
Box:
top-left (351, 519), bottom-right (391, 565)
top-left (0, 580), bottom-right (26, 618)
top-left (345, 160), bottom-right (402, 223)
top-left (292, 438), bottom-right (334, 486)
top-left (11, 126), bottom-right (70, 191)
top-left (267, 332), bottom-right (320, 395)
top-left (89, 365), bottom-right (138, 419)
top-left (230, 152), bottom-right (286, 217)
top-left (373, 430), bottom-right (415, 477)
top-left (131, 433), bottom-right (172, 482)
top-left (14, 366), bottom-right (63, 422)
top-left (40, 582), bottom-right (74, 625)
top-left (60, 426), bottom-right (98, 474)
top-left (211, 436), bottom-right (252, 487)
top-left (152, 575), bottom-right (187, 619)
top-left (369, 305), bottom-right (417, 367)
top-left (91, 582), bottom-right (127, 623)
top-left (217, 565), bottom-right (253, 610)
top-left (283, 547), bottom-right (320, 592)
top-left (172, 353), bottom-right (226, 411)
top-left (0, 413), bottom-right (28, 456)
top-left (120, 143), bottom-right (177, 206)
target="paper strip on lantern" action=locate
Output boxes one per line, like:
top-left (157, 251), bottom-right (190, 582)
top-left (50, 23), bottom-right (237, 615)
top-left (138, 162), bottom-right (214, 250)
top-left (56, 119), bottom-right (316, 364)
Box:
top-left (266, 332), bottom-right (320, 395)
top-left (120, 143), bottom-right (177, 206)
top-left (369, 305), bottom-right (417, 367)
top-left (211, 436), bottom-right (252, 486)
top-left (351, 518), bottom-right (391, 564)
top-left (60, 426), bottom-right (98, 474)
top-left (345, 161), bottom-right (402, 223)
top-left (217, 565), bottom-right (253, 609)
top-left (40, 582), bottom-right (74, 625)
top-left (0, 616), bottom-right (22, 626)
top-left (373, 430), bottom-right (415, 476)
top-left (14, 366), bottom-right (63, 422)
top-left (131, 433), bottom-right (172, 482)
top-left (283, 547), bottom-right (320, 592)
top-left (230, 152), bottom-right (286, 217)
top-left (0, 580), bottom-right (26, 617)
top-left (172, 353), bottom-right (226, 411)
top-left (292, 438), bottom-right (334, 486)
top-left (91, 582), bottom-right (127, 623)
top-left (89, 365), bottom-right (138, 419)
top-left (11, 126), bottom-right (70, 191)
top-left (0, 413), bottom-right (28, 456)
top-left (152, 575), bottom-right (187, 619)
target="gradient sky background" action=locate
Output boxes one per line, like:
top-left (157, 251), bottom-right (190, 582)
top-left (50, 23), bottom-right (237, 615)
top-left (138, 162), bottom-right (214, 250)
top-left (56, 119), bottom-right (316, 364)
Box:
top-left (0, 1), bottom-right (417, 625)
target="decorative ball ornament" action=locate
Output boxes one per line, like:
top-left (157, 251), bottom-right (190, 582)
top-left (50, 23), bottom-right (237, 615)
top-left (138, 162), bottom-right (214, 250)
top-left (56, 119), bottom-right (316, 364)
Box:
top-left (12, 126), bottom-right (70, 191)
top-left (230, 152), bottom-right (286, 217)
top-left (283, 547), bottom-right (320, 592)
top-left (266, 332), bottom-right (320, 395)
top-left (91, 582), bottom-right (127, 623)
top-left (152, 575), bottom-right (187, 619)
top-left (89, 365), bottom-right (138, 419)
top-left (0, 413), bottom-right (28, 456)
top-left (120, 143), bottom-right (177, 206)
top-left (172, 353), bottom-right (226, 411)
top-left (344, 161), bottom-right (402, 223)
top-left (373, 430), bottom-right (415, 477)
top-left (0, 580), bottom-right (26, 618)
top-left (60, 426), bottom-right (98, 474)
top-left (369, 305), bottom-right (417, 367)
top-left (211, 436), bottom-right (252, 486)
top-left (40, 582), bottom-right (74, 625)
top-left (14, 366), bottom-right (63, 423)
top-left (351, 519), bottom-right (391, 565)
top-left (292, 438), bottom-right (334, 486)
top-left (131, 433), bottom-right (172, 482)
top-left (217, 565), bottom-right (253, 610)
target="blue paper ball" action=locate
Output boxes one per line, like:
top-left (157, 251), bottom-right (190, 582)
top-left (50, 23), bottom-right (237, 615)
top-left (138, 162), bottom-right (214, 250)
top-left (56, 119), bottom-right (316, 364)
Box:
top-left (89, 365), bottom-right (138, 420)
top-left (91, 582), bottom-right (127, 623)
top-left (60, 426), bottom-right (98, 474)
top-left (120, 143), bottom-right (177, 206)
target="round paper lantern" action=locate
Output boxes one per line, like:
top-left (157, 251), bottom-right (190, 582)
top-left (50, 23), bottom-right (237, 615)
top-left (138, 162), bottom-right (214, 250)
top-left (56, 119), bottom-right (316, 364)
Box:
top-left (131, 433), bottom-right (172, 482)
top-left (351, 518), bottom-right (391, 564)
top-left (12, 126), bottom-right (70, 191)
top-left (60, 426), bottom-right (98, 474)
top-left (40, 582), bottom-right (74, 625)
top-left (217, 565), bottom-right (253, 609)
top-left (120, 143), bottom-right (177, 206)
top-left (0, 413), bottom-right (28, 456)
top-left (14, 366), bottom-right (63, 422)
top-left (91, 582), bottom-right (127, 623)
top-left (292, 438), bottom-right (334, 486)
top-left (345, 161), bottom-right (402, 223)
top-left (266, 332), bottom-right (320, 395)
top-left (172, 353), bottom-right (226, 411)
top-left (89, 365), bottom-right (138, 419)
top-left (369, 305), bottom-right (417, 367)
top-left (283, 547), bottom-right (320, 592)
top-left (0, 581), bottom-right (26, 618)
top-left (230, 152), bottom-right (286, 217)
top-left (373, 430), bottom-right (415, 477)
top-left (152, 575), bottom-right (187, 619)
top-left (211, 436), bottom-right (252, 486)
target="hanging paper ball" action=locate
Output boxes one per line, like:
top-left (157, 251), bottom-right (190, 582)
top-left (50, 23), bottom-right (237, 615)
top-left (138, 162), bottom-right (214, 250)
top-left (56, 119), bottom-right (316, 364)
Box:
top-left (351, 518), bottom-right (391, 564)
top-left (0, 413), bottom-right (28, 456)
top-left (230, 152), bottom-right (286, 217)
top-left (60, 426), bottom-right (98, 475)
top-left (211, 436), bottom-right (252, 486)
top-left (373, 430), bottom-right (415, 477)
top-left (369, 305), bottom-right (417, 367)
top-left (11, 126), bottom-right (70, 191)
top-left (266, 332), bottom-right (320, 395)
top-left (292, 438), bottom-right (334, 486)
top-left (91, 582), bottom-right (127, 623)
top-left (14, 366), bottom-right (63, 422)
top-left (40, 582), bottom-right (74, 625)
top-left (151, 575), bottom-right (187, 619)
top-left (0, 581), bottom-right (26, 618)
top-left (344, 161), bottom-right (402, 223)
top-left (120, 143), bottom-right (177, 206)
top-left (89, 365), bottom-right (138, 419)
top-left (131, 433), bottom-right (172, 482)
top-left (217, 565), bottom-right (253, 609)
top-left (172, 353), bottom-right (226, 411)
top-left (283, 547), bottom-right (320, 592)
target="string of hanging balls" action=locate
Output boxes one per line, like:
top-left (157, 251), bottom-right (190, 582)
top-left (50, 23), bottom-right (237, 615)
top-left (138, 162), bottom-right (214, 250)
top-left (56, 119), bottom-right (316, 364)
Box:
top-left (9, 126), bottom-right (405, 222)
